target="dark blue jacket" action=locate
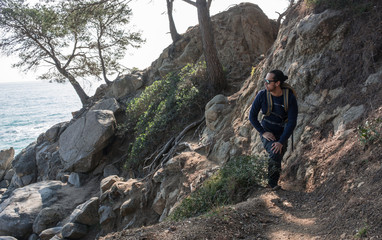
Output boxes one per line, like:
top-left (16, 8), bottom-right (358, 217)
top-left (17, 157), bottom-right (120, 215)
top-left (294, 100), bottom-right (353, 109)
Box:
top-left (249, 89), bottom-right (298, 144)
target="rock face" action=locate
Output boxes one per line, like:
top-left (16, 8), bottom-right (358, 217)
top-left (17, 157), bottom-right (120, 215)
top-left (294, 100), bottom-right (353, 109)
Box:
top-left (11, 143), bottom-right (37, 188)
top-left (59, 110), bottom-right (116, 173)
top-left (146, 3), bottom-right (277, 84)
top-left (0, 148), bottom-right (14, 188)
top-left (0, 181), bottom-right (65, 239)
top-left (106, 72), bottom-right (145, 99)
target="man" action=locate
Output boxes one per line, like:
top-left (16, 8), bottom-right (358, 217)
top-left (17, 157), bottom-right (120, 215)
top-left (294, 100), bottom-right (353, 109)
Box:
top-left (249, 69), bottom-right (298, 190)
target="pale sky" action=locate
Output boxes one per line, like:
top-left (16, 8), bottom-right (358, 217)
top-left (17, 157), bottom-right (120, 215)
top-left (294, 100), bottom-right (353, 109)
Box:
top-left (0, 0), bottom-right (289, 83)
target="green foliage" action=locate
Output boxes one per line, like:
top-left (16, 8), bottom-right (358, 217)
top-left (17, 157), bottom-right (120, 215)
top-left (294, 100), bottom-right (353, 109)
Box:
top-left (355, 223), bottom-right (368, 238)
top-left (357, 117), bottom-right (382, 146)
top-left (168, 155), bottom-right (267, 221)
top-left (123, 62), bottom-right (207, 169)
top-left (0, 0), bottom-right (143, 85)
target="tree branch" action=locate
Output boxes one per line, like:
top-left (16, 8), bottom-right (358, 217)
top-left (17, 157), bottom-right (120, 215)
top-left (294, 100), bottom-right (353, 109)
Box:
top-left (182, 0), bottom-right (197, 7)
top-left (142, 116), bottom-right (205, 179)
top-left (276, 0), bottom-right (295, 27)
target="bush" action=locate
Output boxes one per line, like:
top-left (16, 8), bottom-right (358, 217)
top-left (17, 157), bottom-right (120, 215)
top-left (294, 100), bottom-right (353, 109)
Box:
top-left (358, 117), bottom-right (382, 146)
top-left (168, 155), bottom-right (267, 221)
top-left (121, 62), bottom-right (208, 169)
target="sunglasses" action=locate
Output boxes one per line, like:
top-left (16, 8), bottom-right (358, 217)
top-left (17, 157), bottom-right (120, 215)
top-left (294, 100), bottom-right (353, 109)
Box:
top-left (264, 78), bottom-right (277, 84)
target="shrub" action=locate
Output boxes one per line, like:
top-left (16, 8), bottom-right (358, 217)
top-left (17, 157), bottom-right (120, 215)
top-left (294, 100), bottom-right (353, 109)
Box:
top-left (358, 117), bottom-right (382, 146)
top-left (355, 223), bottom-right (369, 238)
top-left (122, 62), bottom-right (208, 169)
top-left (168, 155), bottom-right (267, 221)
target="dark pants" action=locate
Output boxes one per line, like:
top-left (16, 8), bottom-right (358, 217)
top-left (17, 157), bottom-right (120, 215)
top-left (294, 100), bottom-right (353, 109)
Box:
top-left (261, 136), bottom-right (287, 188)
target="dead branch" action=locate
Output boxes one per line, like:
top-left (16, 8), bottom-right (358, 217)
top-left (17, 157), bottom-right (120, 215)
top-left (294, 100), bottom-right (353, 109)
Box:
top-left (276, 0), bottom-right (295, 27)
top-left (143, 137), bottom-right (175, 173)
top-left (142, 116), bottom-right (205, 180)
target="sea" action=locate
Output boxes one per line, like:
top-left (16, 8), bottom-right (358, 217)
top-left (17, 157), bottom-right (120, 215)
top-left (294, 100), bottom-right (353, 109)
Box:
top-left (0, 81), bottom-right (92, 155)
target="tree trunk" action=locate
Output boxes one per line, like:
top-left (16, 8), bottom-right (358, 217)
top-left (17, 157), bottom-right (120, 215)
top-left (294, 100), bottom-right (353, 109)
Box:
top-left (196, 0), bottom-right (226, 92)
top-left (58, 67), bottom-right (90, 106)
top-left (98, 37), bottom-right (112, 85)
top-left (166, 0), bottom-right (181, 43)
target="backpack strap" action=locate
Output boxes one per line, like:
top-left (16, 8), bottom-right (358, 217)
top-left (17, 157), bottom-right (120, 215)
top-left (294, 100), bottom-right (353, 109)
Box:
top-left (282, 88), bottom-right (289, 113)
top-left (265, 90), bottom-right (272, 116)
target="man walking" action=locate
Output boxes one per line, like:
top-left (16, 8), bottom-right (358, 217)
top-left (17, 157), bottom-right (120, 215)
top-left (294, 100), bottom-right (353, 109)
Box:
top-left (249, 70), bottom-right (298, 190)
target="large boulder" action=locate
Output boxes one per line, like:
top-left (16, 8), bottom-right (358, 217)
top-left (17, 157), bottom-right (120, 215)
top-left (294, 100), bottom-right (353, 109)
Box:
top-left (59, 110), bottom-right (116, 173)
top-left (33, 207), bottom-right (64, 234)
top-left (90, 98), bottom-right (121, 114)
top-left (106, 73), bottom-right (144, 99)
top-left (11, 143), bottom-right (37, 187)
top-left (69, 197), bottom-right (100, 226)
top-left (0, 148), bottom-right (14, 180)
top-left (0, 181), bottom-right (65, 239)
top-left (35, 143), bottom-right (62, 181)
top-left (61, 222), bottom-right (88, 239)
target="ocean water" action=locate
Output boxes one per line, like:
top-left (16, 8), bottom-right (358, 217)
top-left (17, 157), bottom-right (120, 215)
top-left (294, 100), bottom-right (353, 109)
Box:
top-left (0, 81), bottom-right (83, 155)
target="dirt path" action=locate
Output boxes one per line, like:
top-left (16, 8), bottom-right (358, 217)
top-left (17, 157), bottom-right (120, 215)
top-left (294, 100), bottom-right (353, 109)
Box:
top-left (259, 187), bottom-right (324, 240)
top-left (101, 183), bottom-right (339, 240)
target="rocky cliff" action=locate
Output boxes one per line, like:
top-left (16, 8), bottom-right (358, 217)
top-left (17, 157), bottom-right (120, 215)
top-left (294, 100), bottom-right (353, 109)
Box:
top-left (1, 1), bottom-right (382, 239)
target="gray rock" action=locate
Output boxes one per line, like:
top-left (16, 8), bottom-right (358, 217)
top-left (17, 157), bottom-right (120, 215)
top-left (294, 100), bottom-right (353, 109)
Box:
top-left (0, 179), bottom-right (9, 188)
top-left (333, 105), bottom-right (365, 134)
top-left (90, 98), bottom-right (121, 113)
top-left (61, 222), bottom-right (88, 239)
top-left (0, 181), bottom-right (64, 239)
top-left (0, 148), bottom-right (14, 180)
top-left (35, 142), bottom-right (63, 181)
top-left (205, 95), bottom-right (230, 132)
top-left (44, 122), bottom-right (67, 143)
top-left (33, 207), bottom-right (63, 234)
top-left (0, 237), bottom-right (18, 240)
top-left (69, 197), bottom-right (99, 226)
top-left (28, 233), bottom-right (38, 240)
top-left (68, 172), bottom-right (87, 187)
top-left (152, 191), bottom-right (165, 215)
top-left (103, 164), bottom-right (119, 178)
top-left (12, 143), bottom-right (37, 187)
top-left (107, 73), bottom-right (144, 99)
top-left (49, 235), bottom-right (63, 240)
top-left (39, 227), bottom-right (62, 240)
top-left (59, 110), bottom-right (116, 173)
top-left (98, 205), bottom-right (115, 225)
top-left (120, 198), bottom-right (139, 217)
top-left (3, 168), bottom-right (14, 181)
top-left (365, 69), bottom-right (382, 86)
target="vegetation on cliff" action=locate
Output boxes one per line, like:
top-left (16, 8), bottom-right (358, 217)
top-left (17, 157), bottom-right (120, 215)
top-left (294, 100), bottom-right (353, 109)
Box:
top-left (119, 62), bottom-right (210, 171)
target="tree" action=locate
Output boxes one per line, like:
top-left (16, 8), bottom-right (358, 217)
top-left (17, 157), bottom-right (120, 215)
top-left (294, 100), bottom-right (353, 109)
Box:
top-left (276, 0), bottom-right (295, 27)
top-left (0, 0), bottom-right (144, 106)
top-left (166, 0), bottom-right (181, 43)
top-left (182, 0), bottom-right (227, 93)
top-left (75, 0), bottom-right (144, 85)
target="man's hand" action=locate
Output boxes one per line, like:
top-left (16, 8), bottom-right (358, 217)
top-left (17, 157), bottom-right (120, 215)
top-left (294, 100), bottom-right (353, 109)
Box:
top-left (262, 132), bottom-right (276, 141)
top-left (271, 142), bottom-right (283, 154)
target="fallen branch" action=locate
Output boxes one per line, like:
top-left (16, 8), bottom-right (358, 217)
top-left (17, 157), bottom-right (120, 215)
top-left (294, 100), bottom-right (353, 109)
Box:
top-left (143, 137), bottom-right (175, 173)
top-left (142, 116), bottom-right (205, 180)
top-left (161, 116), bottom-right (205, 166)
